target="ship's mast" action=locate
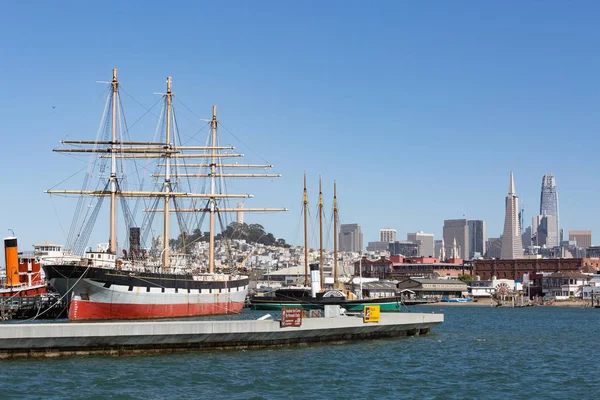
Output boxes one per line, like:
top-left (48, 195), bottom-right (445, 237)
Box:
top-left (162, 77), bottom-right (173, 268)
top-left (48, 70), bottom-right (289, 267)
top-left (109, 68), bottom-right (119, 254)
top-left (209, 105), bottom-right (218, 274)
top-left (303, 172), bottom-right (309, 285)
top-left (333, 180), bottom-right (338, 285)
top-left (319, 176), bottom-right (324, 289)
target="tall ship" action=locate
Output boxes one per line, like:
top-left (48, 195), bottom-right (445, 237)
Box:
top-left (43, 69), bottom-right (286, 320)
top-left (250, 177), bottom-right (405, 311)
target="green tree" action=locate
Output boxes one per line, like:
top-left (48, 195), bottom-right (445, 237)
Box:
top-left (172, 222), bottom-right (286, 251)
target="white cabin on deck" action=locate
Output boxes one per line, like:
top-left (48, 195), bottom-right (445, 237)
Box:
top-left (82, 248), bottom-right (196, 274)
top-left (33, 242), bottom-right (64, 257)
top-left (83, 251), bottom-right (118, 268)
top-left (33, 241), bottom-right (81, 265)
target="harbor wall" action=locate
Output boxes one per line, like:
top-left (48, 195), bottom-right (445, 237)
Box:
top-left (0, 313), bottom-right (443, 359)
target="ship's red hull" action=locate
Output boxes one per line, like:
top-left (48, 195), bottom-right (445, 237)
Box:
top-left (69, 299), bottom-right (245, 320)
top-left (0, 285), bottom-right (47, 297)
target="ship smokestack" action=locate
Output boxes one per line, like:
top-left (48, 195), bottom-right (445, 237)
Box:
top-left (4, 237), bottom-right (20, 287)
top-left (129, 227), bottom-right (141, 256)
top-left (310, 263), bottom-right (320, 298)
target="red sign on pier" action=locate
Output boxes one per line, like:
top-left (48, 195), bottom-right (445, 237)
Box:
top-left (280, 307), bottom-right (303, 327)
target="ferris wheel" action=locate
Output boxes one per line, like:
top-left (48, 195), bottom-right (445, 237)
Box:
top-left (495, 282), bottom-right (510, 296)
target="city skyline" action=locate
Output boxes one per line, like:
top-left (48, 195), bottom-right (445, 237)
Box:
top-left (336, 171), bottom-right (591, 254)
top-left (2, 2), bottom-right (600, 254)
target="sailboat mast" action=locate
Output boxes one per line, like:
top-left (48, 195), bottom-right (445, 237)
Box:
top-left (209, 105), bottom-right (218, 274)
top-left (333, 180), bottom-right (338, 285)
top-left (162, 77), bottom-right (173, 268)
top-left (318, 176), bottom-right (324, 289)
top-left (303, 172), bottom-right (309, 285)
top-left (359, 254), bottom-right (363, 299)
top-left (109, 68), bottom-right (119, 254)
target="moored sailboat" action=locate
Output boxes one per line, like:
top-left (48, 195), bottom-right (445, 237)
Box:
top-left (43, 69), bottom-right (287, 320)
top-left (250, 179), bottom-right (405, 311)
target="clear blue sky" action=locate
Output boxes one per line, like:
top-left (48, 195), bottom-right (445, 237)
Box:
top-left (2, 1), bottom-right (600, 254)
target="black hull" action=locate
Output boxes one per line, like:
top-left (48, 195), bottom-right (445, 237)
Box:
top-left (249, 288), bottom-right (405, 310)
top-left (42, 264), bottom-right (249, 299)
top-left (250, 296), bottom-right (405, 307)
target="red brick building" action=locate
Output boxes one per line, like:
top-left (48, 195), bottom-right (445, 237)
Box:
top-left (354, 256), bottom-right (467, 279)
top-left (472, 258), bottom-right (600, 281)
top-left (389, 263), bottom-right (465, 279)
top-left (392, 256), bottom-right (441, 264)
top-left (354, 256), bottom-right (394, 278)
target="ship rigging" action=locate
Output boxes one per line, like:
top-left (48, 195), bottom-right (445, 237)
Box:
top-left (43, 69), bottom-right (287, 320)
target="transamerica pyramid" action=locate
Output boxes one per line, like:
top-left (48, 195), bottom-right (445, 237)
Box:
top-left (501, 171), bottom-right (524, 259)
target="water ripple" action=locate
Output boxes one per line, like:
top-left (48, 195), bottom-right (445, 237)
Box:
top-left (2, 307), bottom-right (600, 399)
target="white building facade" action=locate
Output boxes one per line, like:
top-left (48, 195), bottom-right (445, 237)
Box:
top-left (380, 228), bottom-right (397, 243)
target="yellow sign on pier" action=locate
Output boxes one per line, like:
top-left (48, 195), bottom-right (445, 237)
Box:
top-left (363, 305), bottom-right (380, 323)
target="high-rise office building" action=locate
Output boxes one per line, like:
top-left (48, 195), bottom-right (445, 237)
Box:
top-left (532, 216), bottom-right (540, 247)
top-left (568, 230), bottom-right (592, 248)
top-left (443, 219), bottom-right (469, 260)
top-left (540, 174), bottom-right (559, 242)
top-left (501, 171), bottom-right (523, 259)
top-left (545, 215), bottom-right (558, 247)
top-left (380, 228), bottom-right (397, 243)
top-left (485, 237), bottom-right (503, 259)
top-left (522, 225), bottom-right (532, 250)
top-left (388, 241), bottom-right (419, 257)
top-left (407, 231), bottom-right (435, 257)
top-left (532, 214), bottom-right (558, 248)
top-left (366, 241), bottom-right (390, 252)
top-left (339, 223), bottom-right (363, 253)
top-left (467, 220), bottom-right (486, 259)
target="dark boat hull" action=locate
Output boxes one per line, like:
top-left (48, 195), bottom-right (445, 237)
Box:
top-left (42, 264), bottom-right (249, 320)
top-left (249, 288), bottom-right (405, 311)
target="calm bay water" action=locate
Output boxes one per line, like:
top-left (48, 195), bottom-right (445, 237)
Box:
top-left (2, 306), bottom-right (599, 399)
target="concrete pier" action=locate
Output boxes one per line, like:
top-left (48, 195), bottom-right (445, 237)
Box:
top-left (0, 312), bottom-right (443, 359)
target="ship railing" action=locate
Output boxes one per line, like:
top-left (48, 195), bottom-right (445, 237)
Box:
top-left (191, 273), bottom-right (248, 281)
top-left (0, 282), bottom-right (35, 290)
top-left (38, 255), bottom-right (83, 266)
top-left (0, 296), bottom-right (37, 307)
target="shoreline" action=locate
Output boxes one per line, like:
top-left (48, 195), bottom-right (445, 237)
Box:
top-left (417, 299), bottom-right (595, 308)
